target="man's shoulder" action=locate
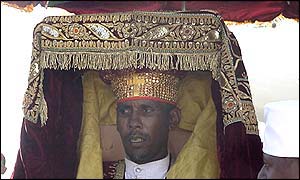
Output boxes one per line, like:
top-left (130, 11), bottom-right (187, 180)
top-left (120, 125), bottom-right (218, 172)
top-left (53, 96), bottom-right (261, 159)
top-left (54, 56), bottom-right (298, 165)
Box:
top-left (103, 160), bottom-right (125, 179)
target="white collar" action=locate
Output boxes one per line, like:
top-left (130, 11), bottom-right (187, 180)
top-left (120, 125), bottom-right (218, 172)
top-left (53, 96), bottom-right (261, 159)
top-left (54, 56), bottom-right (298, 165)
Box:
top-left (124, 154), bottom-right (170, 179)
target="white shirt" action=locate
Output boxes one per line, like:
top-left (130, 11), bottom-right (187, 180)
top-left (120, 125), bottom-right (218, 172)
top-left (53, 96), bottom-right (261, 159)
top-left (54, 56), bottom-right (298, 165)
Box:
top-left (124, 154), bottom-right (170, 179)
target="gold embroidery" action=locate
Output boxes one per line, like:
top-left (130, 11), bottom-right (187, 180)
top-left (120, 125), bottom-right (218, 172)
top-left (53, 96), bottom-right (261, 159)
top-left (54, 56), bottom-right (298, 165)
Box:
top-left (114, 160), bottom-right (125, 179)
top-left (23, 27), bottom-right (48, 126)
top-left (106, 71), bottom-right (179, 104)
top-left (217, 24), bottom-right (258, 135)
top-left (23, 11), bottom-right (258, 135)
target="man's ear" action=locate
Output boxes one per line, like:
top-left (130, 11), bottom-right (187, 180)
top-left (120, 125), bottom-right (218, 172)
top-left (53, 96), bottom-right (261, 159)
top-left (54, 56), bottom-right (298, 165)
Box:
top-left (169, 107), bottom-right (180, 130)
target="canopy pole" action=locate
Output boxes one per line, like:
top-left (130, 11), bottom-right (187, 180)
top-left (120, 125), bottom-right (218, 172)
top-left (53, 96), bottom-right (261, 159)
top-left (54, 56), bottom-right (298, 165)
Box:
top-left (182, 1), bottom-right (186, 11)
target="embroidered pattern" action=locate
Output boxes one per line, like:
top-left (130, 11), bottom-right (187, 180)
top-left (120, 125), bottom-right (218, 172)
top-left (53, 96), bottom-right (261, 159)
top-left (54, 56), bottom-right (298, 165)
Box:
top-left (107, 71), bottom-right (179, 104)
top-left (23, 29), bottom-right (48, 126)
top-left (23, 11), bottom-right (258, 135)
top-left (114, 160), bottom-right (125, 179)
top-left (103, 161), bottom-right (122, 179)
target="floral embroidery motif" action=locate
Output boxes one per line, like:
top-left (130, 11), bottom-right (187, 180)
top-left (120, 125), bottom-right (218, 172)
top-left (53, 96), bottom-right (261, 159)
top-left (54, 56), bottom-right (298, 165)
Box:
top-left (180, 25), bottom-right (195, 40)
top-left (68, 23), bottom-right (87, 39)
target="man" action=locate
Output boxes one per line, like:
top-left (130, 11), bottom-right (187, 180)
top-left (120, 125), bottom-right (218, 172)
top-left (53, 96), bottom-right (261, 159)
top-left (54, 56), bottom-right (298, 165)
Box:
top-left (117, 99), bottom-right (177, 178)
top-left (258, 100), bottom-right (299, 179)
top-left (96, 70), bottom-right (222, 179)
top-left (103, 71), bottom-right (181, 178)
top-left (12, 10), bottom-right (263, 179)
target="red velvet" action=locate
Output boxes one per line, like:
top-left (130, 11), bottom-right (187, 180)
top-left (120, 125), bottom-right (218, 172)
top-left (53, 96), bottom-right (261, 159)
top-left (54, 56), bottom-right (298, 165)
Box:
top-left (50, 1), bottom-right (167, 14)
top-left (3, 1), bottom-right (298, 20)
top-left (209, 19), bottom-right (264, 178)
top-left (165, 1), bottom-right (285, 21)
top-left (282, 1), bottom-right (299, 18)
top-left (45, 1), bottom-right (298, 20)
top-left (10, 150), bottom-right (25, 178)
top-left (212, 80), bottom-right (263, 179)
top-left (224, 123), bottom-right (263, 178)
top-left (11, 70), bottom-right (83, 178)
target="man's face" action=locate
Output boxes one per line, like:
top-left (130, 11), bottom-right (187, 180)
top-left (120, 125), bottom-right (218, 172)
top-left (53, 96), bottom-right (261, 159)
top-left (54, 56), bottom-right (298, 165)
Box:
top-left (257, 153), bottom-right (299, 179)
top-left (116, 99), bottom-right (174, 164)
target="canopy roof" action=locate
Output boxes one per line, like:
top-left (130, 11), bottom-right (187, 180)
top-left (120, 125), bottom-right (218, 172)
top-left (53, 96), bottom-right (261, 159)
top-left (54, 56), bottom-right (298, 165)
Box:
top-left (3, 1), bottom-right (299, 21)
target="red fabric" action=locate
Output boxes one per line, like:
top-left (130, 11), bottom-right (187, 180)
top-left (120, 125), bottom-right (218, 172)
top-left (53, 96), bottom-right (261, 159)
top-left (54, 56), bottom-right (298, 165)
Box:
top-left (165, 1), bottom-right (285, 21)
top-left (12, 70), bottom-right (83, 178)
top-left (223, 123), bottom-right (263, 178)
top-left (209, 19), bottom-right (264, 178)
top-left (3, 1), bottom-right (299, 20)
top-left (118, 96), bottom-right (177, 106)
top-left (212, 81), bottom-right (263, 179)
top-left (282, 1), bottom-right (299, 18)
top-left (10, 150), bottom-right (25, 178)
top-left (51, 1), bottom-right (167, 14)
top-left (47, 1), bottom-right (298, 20)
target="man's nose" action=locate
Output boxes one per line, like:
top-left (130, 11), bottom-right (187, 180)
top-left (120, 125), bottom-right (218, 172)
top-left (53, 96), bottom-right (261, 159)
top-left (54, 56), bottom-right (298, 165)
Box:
top-left (128, 110), bottom-right (142, 129)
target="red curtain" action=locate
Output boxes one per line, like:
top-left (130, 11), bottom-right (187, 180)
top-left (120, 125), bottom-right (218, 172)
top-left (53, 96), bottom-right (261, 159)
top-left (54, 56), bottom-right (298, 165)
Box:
top-left (3, 1), bottom-right (298, 21)
top-left (165, 1), bottom-right (286, 22)
top-left (282, 1), bottom-right (299, 18)
top-left (45, 1), bottom-right (167, 14)
top-left (12, 70), bottom-right (83, 179)
top-left (46, 1), bottom-right (298, 21)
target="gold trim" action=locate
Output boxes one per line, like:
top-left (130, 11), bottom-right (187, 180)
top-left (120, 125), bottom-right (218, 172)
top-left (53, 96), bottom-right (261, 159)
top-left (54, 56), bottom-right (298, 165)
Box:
top-left (39, 51), bottom-right (220, 78)
top-left (22, 26), bottom-right (48, 126)
top-left (108, 71), bottom-right (179, 104)
top-left (23, 10), bottom-right (259, 135)
top-left (113, 160), bottom-right (125, 179)
top-left (216, 23), bottom-right (258, 135)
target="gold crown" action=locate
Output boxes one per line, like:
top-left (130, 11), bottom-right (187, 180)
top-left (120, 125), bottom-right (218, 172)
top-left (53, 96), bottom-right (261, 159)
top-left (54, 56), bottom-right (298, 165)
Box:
top-left (107, 71), bottom-right (179, 105)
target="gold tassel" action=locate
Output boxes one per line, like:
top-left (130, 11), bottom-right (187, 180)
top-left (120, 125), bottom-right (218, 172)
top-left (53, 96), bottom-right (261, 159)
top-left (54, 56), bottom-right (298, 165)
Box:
top-left (38, 70), bottom-right (48, 127)
top-left (39, 51), bottom-right (221, 80)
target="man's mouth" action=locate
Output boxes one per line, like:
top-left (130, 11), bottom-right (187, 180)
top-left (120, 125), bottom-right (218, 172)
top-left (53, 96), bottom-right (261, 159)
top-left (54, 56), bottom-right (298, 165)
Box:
top-left (130, 136), bottom-right (144, 143)
top-left (127, 134), bottom-right (146, 144)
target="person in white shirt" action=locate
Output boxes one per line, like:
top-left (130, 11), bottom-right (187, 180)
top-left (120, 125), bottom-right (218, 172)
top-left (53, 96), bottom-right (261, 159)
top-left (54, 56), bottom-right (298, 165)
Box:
top-left (257, 100), bottom-right (299, 179)
top-left (105, 71), bottom-right (180, 179)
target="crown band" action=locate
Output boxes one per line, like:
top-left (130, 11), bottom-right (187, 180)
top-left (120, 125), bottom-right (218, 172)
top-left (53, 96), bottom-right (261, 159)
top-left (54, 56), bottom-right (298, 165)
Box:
top-left (109, 71), bottom-right (179, 104)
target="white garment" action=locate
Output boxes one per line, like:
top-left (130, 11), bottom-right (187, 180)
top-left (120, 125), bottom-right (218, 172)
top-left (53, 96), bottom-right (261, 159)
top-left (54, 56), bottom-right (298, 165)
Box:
top-left (263, 100), bottom-right (299, 157)
top-left (125, 154), bottom-right (170, 179)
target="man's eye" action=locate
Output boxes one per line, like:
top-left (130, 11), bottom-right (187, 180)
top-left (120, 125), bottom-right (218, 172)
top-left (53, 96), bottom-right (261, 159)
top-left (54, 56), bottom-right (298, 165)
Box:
top-left (118, 108), bottom-right (130, 114)
top-left (143, 108), bottom-right (153, 113)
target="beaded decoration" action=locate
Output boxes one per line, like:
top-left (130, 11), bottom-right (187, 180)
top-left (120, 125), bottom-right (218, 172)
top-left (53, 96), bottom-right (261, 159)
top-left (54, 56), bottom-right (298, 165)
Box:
top-left (106, 71), bottom-right (179, 105)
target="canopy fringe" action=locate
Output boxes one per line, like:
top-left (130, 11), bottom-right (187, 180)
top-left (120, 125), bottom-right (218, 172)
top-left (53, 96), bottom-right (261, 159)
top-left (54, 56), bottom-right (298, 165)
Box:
top-left (40, 51), bottom-right (221, 80)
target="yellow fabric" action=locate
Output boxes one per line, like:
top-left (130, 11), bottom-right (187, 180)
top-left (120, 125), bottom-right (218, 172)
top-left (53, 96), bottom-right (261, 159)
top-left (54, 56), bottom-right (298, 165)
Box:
top-left (77, 70), bottom-right (219, 178)
top-left (177, 72), bottom-right (214, 131)
top-left (167, 72), bottom-right (219, 178)
top-left (76, 71), bottom-right (116, 178)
